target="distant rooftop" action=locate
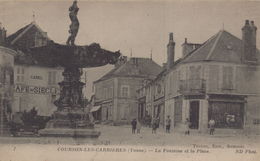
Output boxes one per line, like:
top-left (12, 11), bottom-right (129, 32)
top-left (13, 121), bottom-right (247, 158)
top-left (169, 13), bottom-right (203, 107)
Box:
top-left (179, 30), bottom-right (260, 65)
top-left (94, 57), bottom-right (162, 83)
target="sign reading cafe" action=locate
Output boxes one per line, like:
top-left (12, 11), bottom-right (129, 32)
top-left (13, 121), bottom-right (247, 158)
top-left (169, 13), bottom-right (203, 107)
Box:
top-left (14, 84), bottom-right (59, 95)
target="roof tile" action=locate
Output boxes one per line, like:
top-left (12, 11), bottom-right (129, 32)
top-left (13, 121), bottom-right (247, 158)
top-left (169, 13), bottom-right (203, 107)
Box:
top-left (94, 57), bottom-right (162, 83)
top-left (181, 30), bottom-right (260, 64)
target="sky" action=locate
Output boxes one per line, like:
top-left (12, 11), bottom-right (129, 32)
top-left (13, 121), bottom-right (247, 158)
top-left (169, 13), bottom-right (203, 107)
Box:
top-left (1, 0), bottom-right (260, 98)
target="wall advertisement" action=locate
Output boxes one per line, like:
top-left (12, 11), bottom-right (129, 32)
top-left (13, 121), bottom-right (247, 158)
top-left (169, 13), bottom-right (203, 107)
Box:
top-left (14, 84), bottom-right (59, 95)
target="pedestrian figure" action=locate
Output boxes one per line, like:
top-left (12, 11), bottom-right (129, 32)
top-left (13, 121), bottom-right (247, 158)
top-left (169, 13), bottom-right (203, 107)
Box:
top-left (156, 116), bottom-right (160, 128)
top-left (147, 115), bottom-right (151, 128)
top-left (165, 115), bottom-right (171, 133)
top-left (209, 118), bottom-right (216, 135)
top-left (185, 118), bottom-right (190, 135)
top-left (136, 119), bottom-right (142, 134)
top-left (131, 118), bottom-right (137, 134)
top-left (144, 112), bottom-right (151, 127)
top-left (152, 118), bottom-right (157, 134)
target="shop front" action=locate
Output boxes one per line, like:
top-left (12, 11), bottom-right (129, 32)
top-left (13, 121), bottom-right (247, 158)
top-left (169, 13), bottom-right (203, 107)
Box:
top-left (90, 105), bottom-right (101, 121)
top-left (208, 94), bottom-right (245, 129)
top-left (101, 101), bottom-right (113, 121)
top-left (138, 97), bottom-right (146, 120)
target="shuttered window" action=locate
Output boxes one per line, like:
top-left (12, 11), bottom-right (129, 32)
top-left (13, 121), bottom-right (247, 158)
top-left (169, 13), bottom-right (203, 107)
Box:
top-left (223, 66), bottom-right (233, 89)
top-left (209, 65), bottom-right (219, 91)
top-left (16, 67), bottom-right (25, 83)
top-left (121, 85), bottom-right (129, 97)
top-left (48, 71), bottom-right (57, 85)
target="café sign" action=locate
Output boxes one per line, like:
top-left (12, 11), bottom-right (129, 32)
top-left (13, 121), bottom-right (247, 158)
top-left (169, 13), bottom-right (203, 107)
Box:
top-left (15, 84), bottom-right (59, 95)
top-left (30, 75), bottom-right (43, 80)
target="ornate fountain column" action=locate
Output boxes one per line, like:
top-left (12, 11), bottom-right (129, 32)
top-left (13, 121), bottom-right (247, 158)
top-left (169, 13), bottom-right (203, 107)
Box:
top-left (44, 67), bottom-right (93, 131)
top-left (55, 67), bottom-right (84, 110)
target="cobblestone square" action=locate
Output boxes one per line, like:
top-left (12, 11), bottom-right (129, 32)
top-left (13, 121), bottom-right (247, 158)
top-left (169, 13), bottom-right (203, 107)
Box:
top-left (0, 125), bottom-right (259, 147)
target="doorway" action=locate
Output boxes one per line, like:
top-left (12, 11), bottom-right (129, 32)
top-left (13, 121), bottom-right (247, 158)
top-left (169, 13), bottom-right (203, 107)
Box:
top-left (189, 101), bottom-right (200, 129)
top-left (106, 108), bottom-right (109, 120)
top-left (138, 103), bottom-right (145, 120)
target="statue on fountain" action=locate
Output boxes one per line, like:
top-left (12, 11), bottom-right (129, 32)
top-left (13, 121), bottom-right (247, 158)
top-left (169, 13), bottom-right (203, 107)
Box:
top-left (30, 0), bottom-right (121, 138)
top-left (66, 0), bottom-right (79, 46)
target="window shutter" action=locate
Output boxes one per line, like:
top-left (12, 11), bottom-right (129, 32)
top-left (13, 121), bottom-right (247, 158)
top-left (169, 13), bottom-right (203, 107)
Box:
top-left (48, 72), bottom-right (51, 85)
top-left (223, 66), bottom-right (233, 89)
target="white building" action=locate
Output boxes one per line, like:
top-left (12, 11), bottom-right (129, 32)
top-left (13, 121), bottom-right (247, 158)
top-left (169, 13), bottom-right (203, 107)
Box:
top-left (3, 21), bottom-right (64, 116)
top-left (13, 65), bottom-right (63, 116)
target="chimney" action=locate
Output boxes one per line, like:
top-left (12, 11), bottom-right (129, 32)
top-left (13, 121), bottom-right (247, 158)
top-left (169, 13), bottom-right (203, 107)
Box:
top-left (0, 23), bottom-right (7, 46)
top-left (167, 33), bottom-right (175, 69)
top-left (162, 63), bottom-right (167, 69)
top-left (251, 20), bottom-right (257, 57)
top-left (242, 20), bottom-right (257, 62)
top-left (182, 38), bottom-right (202, 58)
top-left (115, 56), bottom-right (127, 68)
top-left (131, 57), bottom-right (139, 66)
top-left (182, 38), bottom-right (191, 57)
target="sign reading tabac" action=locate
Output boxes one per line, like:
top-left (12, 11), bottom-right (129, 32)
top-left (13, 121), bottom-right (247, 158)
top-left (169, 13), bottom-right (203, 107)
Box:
top-left (14, 84), bottom-right (59, 95)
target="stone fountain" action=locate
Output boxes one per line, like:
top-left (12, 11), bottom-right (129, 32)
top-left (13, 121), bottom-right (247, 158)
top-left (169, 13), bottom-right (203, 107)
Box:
top-left (29, 0), bottom-right (120, 138)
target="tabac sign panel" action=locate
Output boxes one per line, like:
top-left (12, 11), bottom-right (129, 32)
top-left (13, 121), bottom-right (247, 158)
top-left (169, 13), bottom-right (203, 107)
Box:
top-left (14, 84), bottom-right (59, 95)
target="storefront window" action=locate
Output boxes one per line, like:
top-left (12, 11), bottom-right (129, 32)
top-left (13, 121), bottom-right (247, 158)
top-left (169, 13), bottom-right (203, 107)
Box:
top-left (209, 102), bottom-right (244, 129)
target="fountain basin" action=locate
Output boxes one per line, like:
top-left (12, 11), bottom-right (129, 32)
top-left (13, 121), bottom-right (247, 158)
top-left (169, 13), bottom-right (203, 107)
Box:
top-left (30, 42), bottom-right (121, 68)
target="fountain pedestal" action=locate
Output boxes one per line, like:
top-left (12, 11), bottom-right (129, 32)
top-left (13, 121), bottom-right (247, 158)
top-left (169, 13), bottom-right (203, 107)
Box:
top-left (39, 67), bottom-right (100, 138)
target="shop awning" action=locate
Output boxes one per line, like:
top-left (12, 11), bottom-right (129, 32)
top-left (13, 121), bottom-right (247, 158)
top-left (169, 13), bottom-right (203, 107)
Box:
top-left (90, 106), bottom-right (101, 112)
top-left (208, 99), bottom-right (246, 103)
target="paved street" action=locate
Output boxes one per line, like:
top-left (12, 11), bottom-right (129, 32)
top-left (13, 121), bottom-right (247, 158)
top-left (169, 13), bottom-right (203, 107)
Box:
top-left (97, 125), bottom-right (260, 147)
top-left (0, 125), bottom-right (259, 147)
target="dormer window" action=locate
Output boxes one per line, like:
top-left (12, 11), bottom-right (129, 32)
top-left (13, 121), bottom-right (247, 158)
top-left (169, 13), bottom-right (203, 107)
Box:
top-left (226, 44), bottom-right (233, 50)
top-left (34, 32), bottom-right (47, 47)
top-left (226, 42), bottom-right (233, 50)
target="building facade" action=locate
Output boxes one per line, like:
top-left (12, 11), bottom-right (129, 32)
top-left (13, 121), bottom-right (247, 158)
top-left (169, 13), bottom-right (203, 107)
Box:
top-left (3, 22), bottom-right (64, 116)
top-left (94, 57), bottom-right (162, 123)
top-left (0, 46), bottom-right (16, 135)
top-left (136, 79), bottom-right (153, 125)
top-left (137, 70), bottom-right (166, 126)
top-left (152, 71), bottom-right (166, 127)
top-left (164, 20), bottom-right (260, 133)
top-left (136, 79), bottom-right (150, 121)
top-left (13, 65), bottom-right (63, 116)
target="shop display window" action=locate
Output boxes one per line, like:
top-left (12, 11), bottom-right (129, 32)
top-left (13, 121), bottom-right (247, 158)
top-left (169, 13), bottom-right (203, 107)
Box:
top-left (209, 102), bottom-right (244, 129)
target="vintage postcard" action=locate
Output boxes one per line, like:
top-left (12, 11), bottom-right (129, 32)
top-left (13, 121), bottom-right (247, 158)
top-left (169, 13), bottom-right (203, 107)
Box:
top-left (0, 0), bottom-right (259, 161)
